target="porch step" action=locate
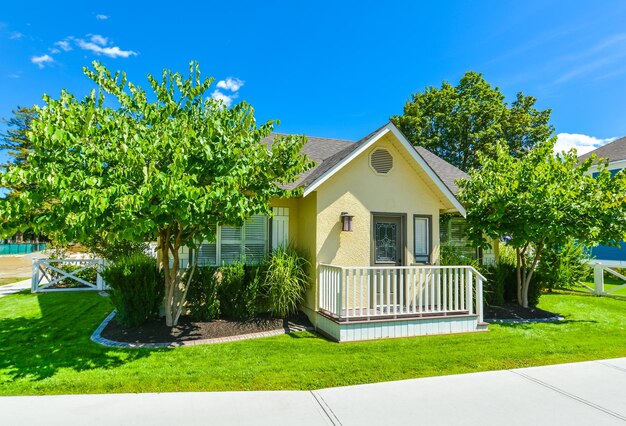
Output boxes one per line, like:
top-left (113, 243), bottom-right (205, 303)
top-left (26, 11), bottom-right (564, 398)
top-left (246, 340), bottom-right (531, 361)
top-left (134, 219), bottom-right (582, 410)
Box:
top-left (477, 321), bottom-right (489, 331)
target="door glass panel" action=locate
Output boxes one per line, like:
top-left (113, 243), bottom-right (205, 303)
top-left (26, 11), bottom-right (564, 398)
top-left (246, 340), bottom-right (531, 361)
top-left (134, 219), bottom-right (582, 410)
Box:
top-left (375, 222), bottom-right (397, 262)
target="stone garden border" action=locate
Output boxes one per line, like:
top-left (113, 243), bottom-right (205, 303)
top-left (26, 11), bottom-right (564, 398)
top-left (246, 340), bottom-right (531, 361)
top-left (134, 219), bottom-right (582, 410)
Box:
top-left (91, 310), bottom-right (315, 349)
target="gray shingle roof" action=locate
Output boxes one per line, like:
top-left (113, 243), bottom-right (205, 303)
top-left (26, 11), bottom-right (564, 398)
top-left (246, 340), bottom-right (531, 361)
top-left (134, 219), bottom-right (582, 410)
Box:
top-left (413, 146), bottom-right (469, 195)
top-left (578, 136), bottom-right (626, 163)
top-left (264, 124), bottom-right (468, 197)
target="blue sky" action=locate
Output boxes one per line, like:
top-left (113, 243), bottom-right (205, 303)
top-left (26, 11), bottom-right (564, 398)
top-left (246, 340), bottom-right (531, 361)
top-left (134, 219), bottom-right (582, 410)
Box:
top-left (1, 0), bottom-right (626, 164)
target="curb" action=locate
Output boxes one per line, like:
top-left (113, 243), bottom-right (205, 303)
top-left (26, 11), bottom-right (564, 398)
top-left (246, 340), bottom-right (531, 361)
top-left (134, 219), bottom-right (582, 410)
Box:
top-left (90, 311), bottom-right (315, 349)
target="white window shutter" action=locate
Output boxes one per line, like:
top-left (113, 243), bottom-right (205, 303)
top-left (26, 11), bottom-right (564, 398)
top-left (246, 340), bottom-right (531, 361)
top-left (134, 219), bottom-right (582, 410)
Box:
top-left (244, 215), bottom-right (268, 264)
top-left (220, 225), bottom-right (242, 264)
top-left (272, 207), bottom-right (290, 250)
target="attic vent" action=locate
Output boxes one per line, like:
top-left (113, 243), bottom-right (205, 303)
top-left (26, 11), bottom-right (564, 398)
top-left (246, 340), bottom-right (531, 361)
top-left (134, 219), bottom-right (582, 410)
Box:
top-left (370, 148), bottom-right (393, 174)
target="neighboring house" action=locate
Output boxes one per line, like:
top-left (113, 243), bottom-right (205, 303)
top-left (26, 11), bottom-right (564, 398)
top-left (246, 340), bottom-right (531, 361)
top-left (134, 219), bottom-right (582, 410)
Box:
top-left (181, 122), bottom-right (486, 341)
top-left (579, 135), bottom-right (626, 267)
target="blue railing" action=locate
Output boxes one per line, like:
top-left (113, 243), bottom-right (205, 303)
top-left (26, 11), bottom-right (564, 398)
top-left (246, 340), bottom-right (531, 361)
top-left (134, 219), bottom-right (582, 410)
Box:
top-left (0, 243), bottom-right (47, 255)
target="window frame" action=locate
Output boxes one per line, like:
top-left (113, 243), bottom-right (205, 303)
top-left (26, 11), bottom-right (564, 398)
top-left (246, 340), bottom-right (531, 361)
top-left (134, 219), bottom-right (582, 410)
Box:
top-left (197, 215), bottom-right (269, 266)
top-left (413, 214), bottom-right (432, 264)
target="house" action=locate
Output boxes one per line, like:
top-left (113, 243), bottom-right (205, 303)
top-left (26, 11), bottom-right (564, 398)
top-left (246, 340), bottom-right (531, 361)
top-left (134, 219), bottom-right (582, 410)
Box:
top-left (579, 135), bottom-right (626, 267)
top-left (181, 122), bottom-right (487, 341)
top-left (578, 136), bottom-right (626, 295)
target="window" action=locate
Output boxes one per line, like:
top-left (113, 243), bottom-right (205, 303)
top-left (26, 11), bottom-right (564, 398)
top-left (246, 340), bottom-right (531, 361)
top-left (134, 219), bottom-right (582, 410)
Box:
top-left (414, 215), bottom-right (431, 263)
top-left (196, 215), bottom-right (269, 266)
top-left (440, 216), bottom-right (478, 260)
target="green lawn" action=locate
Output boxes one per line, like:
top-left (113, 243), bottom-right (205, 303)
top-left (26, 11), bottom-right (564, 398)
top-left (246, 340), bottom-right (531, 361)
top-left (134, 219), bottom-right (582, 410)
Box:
top-left (0, 290), bottom-right (625, 396)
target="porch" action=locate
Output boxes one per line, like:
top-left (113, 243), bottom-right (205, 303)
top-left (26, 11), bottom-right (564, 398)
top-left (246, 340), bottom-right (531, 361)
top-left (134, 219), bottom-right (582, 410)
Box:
top-left (316, 264), bottom-right (486, 341)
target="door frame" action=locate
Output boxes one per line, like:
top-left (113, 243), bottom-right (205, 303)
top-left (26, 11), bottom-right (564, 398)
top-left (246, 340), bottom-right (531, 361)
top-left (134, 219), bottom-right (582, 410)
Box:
top-left (370, 212), bottom-right (407, 266)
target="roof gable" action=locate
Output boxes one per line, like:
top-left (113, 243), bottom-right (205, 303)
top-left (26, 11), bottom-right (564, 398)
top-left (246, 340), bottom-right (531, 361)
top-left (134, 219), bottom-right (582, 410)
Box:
top-left (301, 122), bottom-right (467, 215)
top-left (578, 136), bottom-right (626, 164)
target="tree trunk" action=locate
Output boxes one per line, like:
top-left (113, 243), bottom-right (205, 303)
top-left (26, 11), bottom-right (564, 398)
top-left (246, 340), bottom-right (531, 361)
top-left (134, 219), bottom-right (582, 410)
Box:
top-left (159, 225), bottom-right (188, 327)
top-left (520, 240), bottom-right (544, 308)
top-left (515, 248), bottom-right (523, 305)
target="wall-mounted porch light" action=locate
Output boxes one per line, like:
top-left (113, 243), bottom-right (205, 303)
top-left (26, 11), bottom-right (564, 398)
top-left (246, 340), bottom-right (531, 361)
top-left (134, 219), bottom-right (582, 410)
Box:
top-left (340, 212), bottom-right (354, 232)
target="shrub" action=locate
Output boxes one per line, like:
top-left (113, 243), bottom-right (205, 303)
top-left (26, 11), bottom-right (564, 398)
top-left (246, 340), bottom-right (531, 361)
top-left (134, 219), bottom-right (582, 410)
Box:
top-left (101, 254), bottom-right (163, 327)
top-left (483, 262), bottom-right (509, 306)
top-left (439, 242), bottom-right (480, 269)
top-left (184, 266), bottom-right (221, 321)
top-left (484, 243), bottom-right (543, 306)
top-left (535, 239), bottom-right (590, 291)
top-left (260, 246), bottom-right (309, 318)
top-left (217, 261), bottom-right (261, 320)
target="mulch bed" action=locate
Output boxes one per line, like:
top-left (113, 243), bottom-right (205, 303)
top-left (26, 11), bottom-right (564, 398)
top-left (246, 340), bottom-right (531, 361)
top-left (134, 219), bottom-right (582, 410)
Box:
top-left (484, 303), bottom-right (561, 321)
top-left (100, 311), bottom-right (313, 344)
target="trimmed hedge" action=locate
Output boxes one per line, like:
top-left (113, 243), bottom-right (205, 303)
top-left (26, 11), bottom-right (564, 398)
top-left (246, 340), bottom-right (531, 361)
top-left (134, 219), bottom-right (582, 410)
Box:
top-left (101, 254), bottom-right (164, 327)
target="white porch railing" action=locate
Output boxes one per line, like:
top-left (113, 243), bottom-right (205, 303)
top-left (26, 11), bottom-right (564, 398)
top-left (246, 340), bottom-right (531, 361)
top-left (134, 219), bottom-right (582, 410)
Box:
top-left (32, 258), bottom-right (107, 292)
top-left (319, 264), bottom-right (485, 323)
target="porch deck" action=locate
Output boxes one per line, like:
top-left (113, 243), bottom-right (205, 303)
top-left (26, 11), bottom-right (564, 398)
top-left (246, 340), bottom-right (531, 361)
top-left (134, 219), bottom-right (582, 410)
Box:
top-left (316, 264), bottom-right (486, 341)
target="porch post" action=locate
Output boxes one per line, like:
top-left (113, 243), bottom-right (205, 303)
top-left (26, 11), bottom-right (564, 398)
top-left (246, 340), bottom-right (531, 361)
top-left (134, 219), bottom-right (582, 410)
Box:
top-left (337, 268), bottom-right (344, 320)
top-left (476, 276), bottom-right (484, 323)
top-left (466, 269), bottom-right (473, 314)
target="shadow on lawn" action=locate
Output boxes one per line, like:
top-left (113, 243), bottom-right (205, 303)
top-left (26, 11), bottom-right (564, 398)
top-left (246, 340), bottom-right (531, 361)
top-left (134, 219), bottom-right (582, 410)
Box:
top-left (0, 292), bottom-right (158, 383)
top-left (494, 318), bottom-right (599, 330)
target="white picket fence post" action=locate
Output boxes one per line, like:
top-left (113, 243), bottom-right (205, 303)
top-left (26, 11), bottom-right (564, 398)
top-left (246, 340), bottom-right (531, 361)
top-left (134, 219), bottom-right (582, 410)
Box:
top-left (31, 258), bottom-right (40, 292)
top-left (594, 264), bottom-right (605, 295)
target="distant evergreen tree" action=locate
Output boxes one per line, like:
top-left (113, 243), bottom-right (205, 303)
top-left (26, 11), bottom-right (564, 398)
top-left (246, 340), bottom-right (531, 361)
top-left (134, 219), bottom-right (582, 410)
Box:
top-left (1, 106), bottom-right (36, 169)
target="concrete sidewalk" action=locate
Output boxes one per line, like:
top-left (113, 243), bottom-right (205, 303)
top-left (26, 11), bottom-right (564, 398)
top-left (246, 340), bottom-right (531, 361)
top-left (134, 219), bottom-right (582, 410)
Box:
top-left (1, 358), bottom-right (625, 425)
top-left (0, 278), bottom-right (31, 298)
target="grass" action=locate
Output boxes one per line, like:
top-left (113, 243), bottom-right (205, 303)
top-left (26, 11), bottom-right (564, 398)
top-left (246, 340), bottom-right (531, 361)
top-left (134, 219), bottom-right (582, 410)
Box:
top-left (0, 290), bottom-right (625, 396)
top-left (0, 277), bottom-right (28, 286)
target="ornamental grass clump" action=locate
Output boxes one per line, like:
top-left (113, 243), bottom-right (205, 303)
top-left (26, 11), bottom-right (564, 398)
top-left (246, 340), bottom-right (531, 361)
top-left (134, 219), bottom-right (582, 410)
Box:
top-left (261, 246), bottom-right (309, 318)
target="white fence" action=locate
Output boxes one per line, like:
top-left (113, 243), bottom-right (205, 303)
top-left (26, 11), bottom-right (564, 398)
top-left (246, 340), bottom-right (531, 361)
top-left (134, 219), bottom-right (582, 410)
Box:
top-left (32, 258), bottom-right (107, 292)
top-left (319, 264), bottom-right (484, 323)
top-left (590, 263), bottom-right (626, 297)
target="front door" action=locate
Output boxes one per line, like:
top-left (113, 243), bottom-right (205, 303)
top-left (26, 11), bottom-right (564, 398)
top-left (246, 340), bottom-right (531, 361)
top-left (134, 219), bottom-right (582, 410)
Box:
top-left (372, 215), bottom-right (404, 314)
top-left (372, 215), bottom-right (404, 266)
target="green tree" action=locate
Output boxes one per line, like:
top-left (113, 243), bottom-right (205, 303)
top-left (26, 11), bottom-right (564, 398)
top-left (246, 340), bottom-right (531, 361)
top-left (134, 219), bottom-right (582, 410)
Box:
top-left (391, 72), bottom-right (553, 172)
top-left (458, 141), bottom-right (626, 307)
top-left (0, 61), bottom-right (313, 326)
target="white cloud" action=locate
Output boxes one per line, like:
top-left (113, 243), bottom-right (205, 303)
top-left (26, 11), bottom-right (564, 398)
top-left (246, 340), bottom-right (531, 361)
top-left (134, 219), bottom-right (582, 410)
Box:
top-left (54, 40), bottom-right (72, 51)
top-left (31, 54), bottom-right (54, 68)
top-left (9, 32), bottom-right (23, 40)
top-left (96, 14), bottom-right (109, 20)
top-left (8, 73), bottom-right (20, 79)
top-left (216, 77), bottom-right (244, 92)
top-left (49, 48), bottom-right (60, 54)
top-left (211, 90), bottom-right (236, 107)
top-left (75, 38), bottom-right (137, 58)
top-left (90, 34), bottom-right (108, 46)
top-left (554, 133), bottom-right (617, 155)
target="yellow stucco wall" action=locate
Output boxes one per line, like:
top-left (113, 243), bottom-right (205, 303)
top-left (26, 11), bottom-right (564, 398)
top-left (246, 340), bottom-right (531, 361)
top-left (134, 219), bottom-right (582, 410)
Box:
top-left (315, 132), bottom-right (445, 268)
top-left (277, 132), bottom-right (457, 322)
